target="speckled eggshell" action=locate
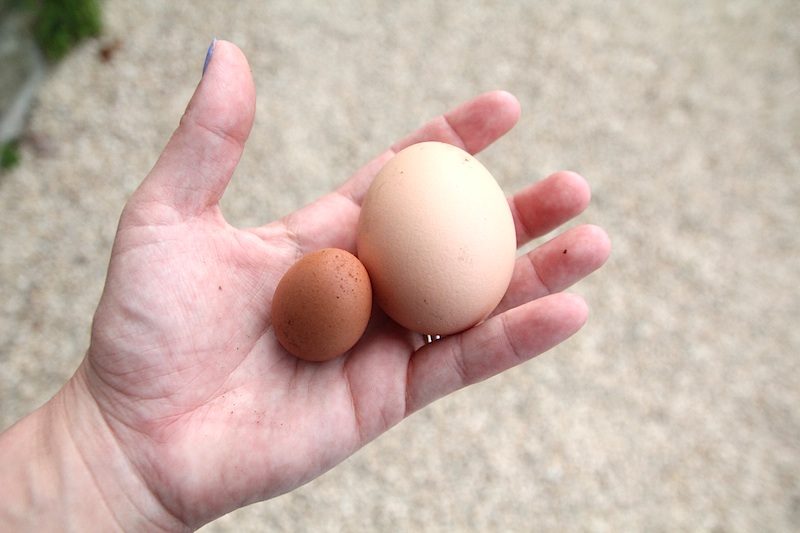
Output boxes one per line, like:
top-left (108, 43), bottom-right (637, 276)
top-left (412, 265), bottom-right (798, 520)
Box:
top-left (271, 248), bottom-right (372, 362)
top-left (356, 141), bottom-right (516, 336)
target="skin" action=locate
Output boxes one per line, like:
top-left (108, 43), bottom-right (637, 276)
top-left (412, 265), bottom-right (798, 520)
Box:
top-left (0, 41), bottom-right (610, 531)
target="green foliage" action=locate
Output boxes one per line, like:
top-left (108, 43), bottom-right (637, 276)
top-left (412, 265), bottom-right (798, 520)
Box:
top-left (1, 141), bottom-right (22, 171)
top-left (15, 0), bottom-right (103, 62)
top-left (0, 0), bottom-right (102, 170)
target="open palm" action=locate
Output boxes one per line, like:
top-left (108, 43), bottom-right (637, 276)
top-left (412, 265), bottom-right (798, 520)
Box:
top-left (75, 41), bottom-right (609, 529)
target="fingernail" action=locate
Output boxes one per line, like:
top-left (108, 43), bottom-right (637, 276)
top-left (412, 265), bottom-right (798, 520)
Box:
top-left (202, 38), bottom-right (217, 75)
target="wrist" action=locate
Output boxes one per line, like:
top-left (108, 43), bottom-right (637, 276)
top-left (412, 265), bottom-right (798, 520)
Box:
top-left (0, 363), bottom-right (188, 532)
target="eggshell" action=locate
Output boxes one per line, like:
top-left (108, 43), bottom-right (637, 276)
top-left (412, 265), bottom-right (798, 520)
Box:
top-left (271, 248), bottom-right (372, 362)
top-left (357, 141), bottom-right (516, 335)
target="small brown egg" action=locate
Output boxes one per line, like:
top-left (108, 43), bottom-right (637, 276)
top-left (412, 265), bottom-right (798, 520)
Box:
top-left (271, 248), bottom-right (373, 362)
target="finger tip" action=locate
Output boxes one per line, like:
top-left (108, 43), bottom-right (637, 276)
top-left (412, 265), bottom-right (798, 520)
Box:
top-left (575, 224), bottom-right (612, 276)
top-left (563, 290), bottom-right (588, 315)
top-left (446, 90), bottom-right (522, 154)
top-left (206, 40), bottom-right (253, 87)
top-left (489, 89), bottom-right (522, 136)
top-left (491, 90), bottom-right (522, 121)
top-left (588, 223), bottom-right (612, 260)
top-left (206, 39), bottom-right (243, 63)
top-left (553, 292), bottom-right (589, 335)
top-left (557, 170), bottom-right (592, 211)
top-left (191, 39), bottom-right (256, 138)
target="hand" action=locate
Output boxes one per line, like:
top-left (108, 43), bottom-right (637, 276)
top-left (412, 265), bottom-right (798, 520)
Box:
top-left (1, 41), bottom-right (609, 531)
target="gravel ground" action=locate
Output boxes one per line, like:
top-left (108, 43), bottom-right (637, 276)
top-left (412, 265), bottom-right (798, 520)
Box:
top-left (1, 1), bottom-right (799, 531)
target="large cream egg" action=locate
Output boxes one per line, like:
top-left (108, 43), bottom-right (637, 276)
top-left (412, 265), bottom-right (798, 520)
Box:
top-left (357, 141), bottom-right (516, 335)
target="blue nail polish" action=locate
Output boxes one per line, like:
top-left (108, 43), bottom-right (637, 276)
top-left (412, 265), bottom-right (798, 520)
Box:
top-left (202, 38), bottom-right (217, 75)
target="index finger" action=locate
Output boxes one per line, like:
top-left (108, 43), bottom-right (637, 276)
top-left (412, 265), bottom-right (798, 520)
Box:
top-left (283, 91), bottom-right (522, 254)
top-left (338, 90), bottom-right (521, 206)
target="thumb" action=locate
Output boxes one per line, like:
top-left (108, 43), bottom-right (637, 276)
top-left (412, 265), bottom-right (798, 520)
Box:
top-left (130, 40), bottom-right (256, 223)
